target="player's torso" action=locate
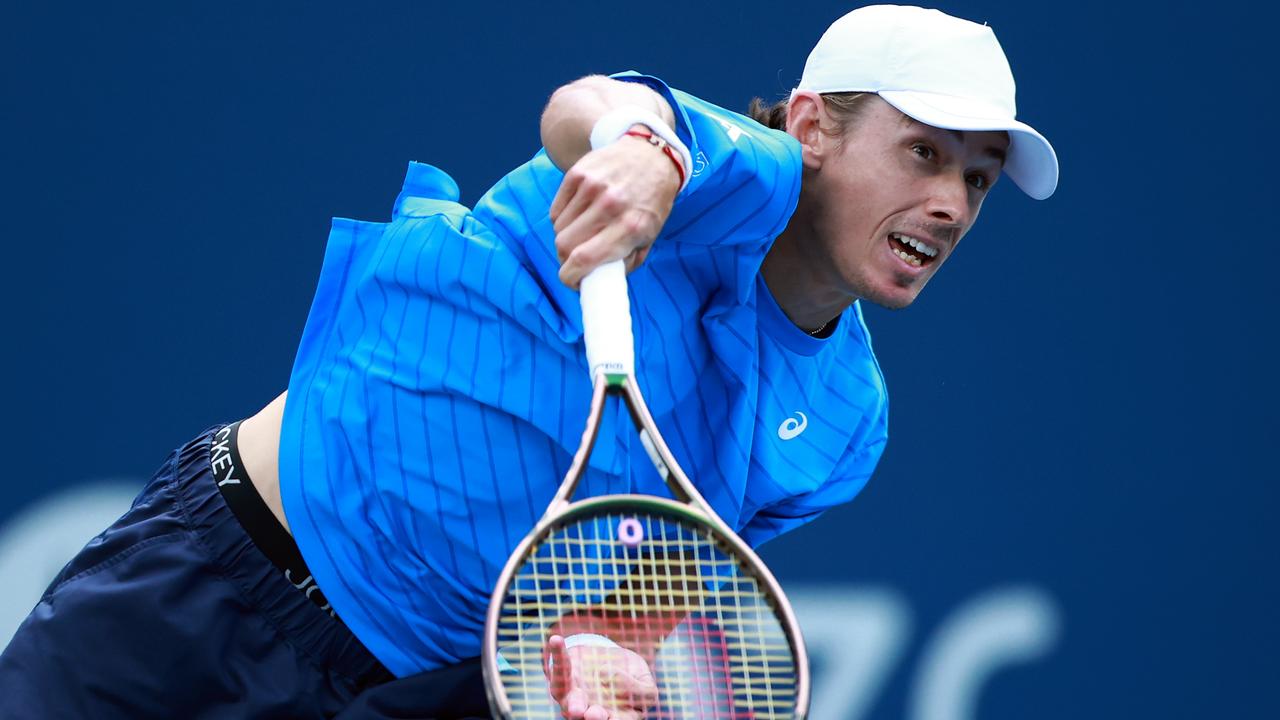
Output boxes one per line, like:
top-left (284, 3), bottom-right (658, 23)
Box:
top-left (278, 83), bottom-right (886, 673)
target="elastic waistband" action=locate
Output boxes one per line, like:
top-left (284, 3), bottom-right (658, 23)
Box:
top-left (210, 421), bottom-right (338, 618)
top-left (175, 426), bottom-right (394, 687)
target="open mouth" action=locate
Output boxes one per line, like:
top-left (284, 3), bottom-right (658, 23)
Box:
top-left (887, 232), bottom-right (940, 268)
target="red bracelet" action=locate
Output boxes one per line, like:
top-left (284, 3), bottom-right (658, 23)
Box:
top-left (623, 128), bottom-right (687, 189)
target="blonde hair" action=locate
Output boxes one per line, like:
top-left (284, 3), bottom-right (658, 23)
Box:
top-left (747, 92), bottom-right (876, 137)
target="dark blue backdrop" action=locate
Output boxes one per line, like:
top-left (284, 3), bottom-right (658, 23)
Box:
top-left (3, 1), bottom-right (1274, 717)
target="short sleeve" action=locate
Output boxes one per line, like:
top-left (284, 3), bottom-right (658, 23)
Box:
top-left (612, 71), bottom-right (803, 247)
top-left (738, 435), bottom-right (887, 548)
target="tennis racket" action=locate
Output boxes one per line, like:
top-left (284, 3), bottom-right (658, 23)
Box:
top-left (482, 260), bottom-right (809, 720)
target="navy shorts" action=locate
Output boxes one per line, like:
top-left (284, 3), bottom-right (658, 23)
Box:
top-left (0, 426), bottom-right (489, 719)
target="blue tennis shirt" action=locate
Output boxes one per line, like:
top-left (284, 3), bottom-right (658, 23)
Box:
top-left (280, 72), bottom-right (889, 676)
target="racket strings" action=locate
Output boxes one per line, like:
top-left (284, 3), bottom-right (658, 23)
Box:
top-left (495, 510), bottom-right (798, 719)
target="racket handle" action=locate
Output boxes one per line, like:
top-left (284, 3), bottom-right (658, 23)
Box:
top-left (580, 259), bottom-right (634, 377)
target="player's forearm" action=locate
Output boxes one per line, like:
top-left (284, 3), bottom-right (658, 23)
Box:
top-left (540, 75), bottom-right (677, 172)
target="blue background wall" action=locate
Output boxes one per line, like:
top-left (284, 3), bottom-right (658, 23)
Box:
top-left (3, 1), bottom-right (1274, 717)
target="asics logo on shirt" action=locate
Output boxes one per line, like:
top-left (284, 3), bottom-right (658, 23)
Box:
top-left (777, 412), bottom-right (808, 440)
top-left (692, 151), bottom-right (708, 177)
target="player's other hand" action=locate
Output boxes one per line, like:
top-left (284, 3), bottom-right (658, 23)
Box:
top-left (546, 634), bottom-right (658, 720)
top-left (550, 133), bottom-right (681, 290)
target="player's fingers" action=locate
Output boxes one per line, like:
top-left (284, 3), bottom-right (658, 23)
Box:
top-left (613, 667), bottom-right (657, 708)
top-left (624, 244), bottom-right (652, 274)
top-left (582, 704), bottom-right (609, 720)
top-left (604, 704), bottom-right (648, 720)
top-left (552, 208), bottom-right (601, 267)
top-left (559, 236), bottom-right (618, 289)
top-left (552, 187), bottom-right (597, 247)
top-left (560, 216), bottom-right (651, 289)
top-left (547, 635), bottom-right (572, 700)
top-left (549, 171), bottom-right (585, 223)
top-left (553, 183), bottom-right (632, 264)
top-left (561, 688), bottom-right (589, 720)
top-left (552, 175), bottom-right (607, 237)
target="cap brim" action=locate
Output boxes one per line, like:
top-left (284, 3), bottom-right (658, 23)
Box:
top-left (878, 89), bottom-right (1059, 200)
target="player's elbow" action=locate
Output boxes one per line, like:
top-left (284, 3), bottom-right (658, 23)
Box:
top-left (542, 76), bottom-right (612, 130)
top-left (546, 75), bottom-right (614, 106)
top-left (540, 74), bottom-right (676, 171)
top-left (541, 76), bottom-right (608, 170)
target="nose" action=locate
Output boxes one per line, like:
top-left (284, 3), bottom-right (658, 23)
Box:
top-left (925, 176), bottom-right (971, 228)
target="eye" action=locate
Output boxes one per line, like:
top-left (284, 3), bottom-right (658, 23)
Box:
top-left (911, 143), bottom-right (936, 160)
top-left (967, 173), bottom-right (989, 190)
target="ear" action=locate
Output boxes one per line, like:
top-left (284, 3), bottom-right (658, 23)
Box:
top-left (785, 91), bottom-right (829, 171)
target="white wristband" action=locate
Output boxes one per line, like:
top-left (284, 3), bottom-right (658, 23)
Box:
top-left (589, 104), bottom-right (693, 192)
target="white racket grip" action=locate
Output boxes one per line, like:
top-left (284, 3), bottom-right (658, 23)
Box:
top-left (579, 260), bottom-right (634, 377)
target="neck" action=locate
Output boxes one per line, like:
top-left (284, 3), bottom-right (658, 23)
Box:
top-left (762, 211), bottom-right (855, 333)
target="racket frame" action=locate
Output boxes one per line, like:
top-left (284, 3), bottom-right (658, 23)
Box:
top-left (482, 370), bottom-right (811, 719)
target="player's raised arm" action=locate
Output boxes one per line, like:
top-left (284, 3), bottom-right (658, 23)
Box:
top-left (540, 76), bottom-right (691, 289)
top-left (540, 75), bottom-right (678, 171)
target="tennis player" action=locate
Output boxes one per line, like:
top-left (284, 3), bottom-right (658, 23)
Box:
top-left (0, 6), bottom-right (1056, 719)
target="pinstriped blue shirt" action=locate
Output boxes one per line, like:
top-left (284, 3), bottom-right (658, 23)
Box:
top-left (279, 72), bottom-right (889, 676)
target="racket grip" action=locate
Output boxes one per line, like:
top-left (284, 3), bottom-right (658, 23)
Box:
top-left (580, 259), bottom-right (634, 377)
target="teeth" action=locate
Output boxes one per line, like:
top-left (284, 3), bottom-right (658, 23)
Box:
top-left (892, 233), bottom-right (939, 258)
top-left (892, 247), bottom-right (923, 266)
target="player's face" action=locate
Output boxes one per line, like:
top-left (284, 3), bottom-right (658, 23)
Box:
top-left (810, 99), bottom-right (1009, 309)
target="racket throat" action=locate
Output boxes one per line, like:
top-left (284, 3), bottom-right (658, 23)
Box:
top-left (638, 427), bottom-right (671, 482)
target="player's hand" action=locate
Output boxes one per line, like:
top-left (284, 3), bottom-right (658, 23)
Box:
top-left (546, 634), bottom-right (658, 720)
top-left (550, 132), bottom-right (681, 289)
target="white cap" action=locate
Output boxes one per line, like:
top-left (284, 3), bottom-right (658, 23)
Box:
top-left (795, 5), bottom-right (1058, 199)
